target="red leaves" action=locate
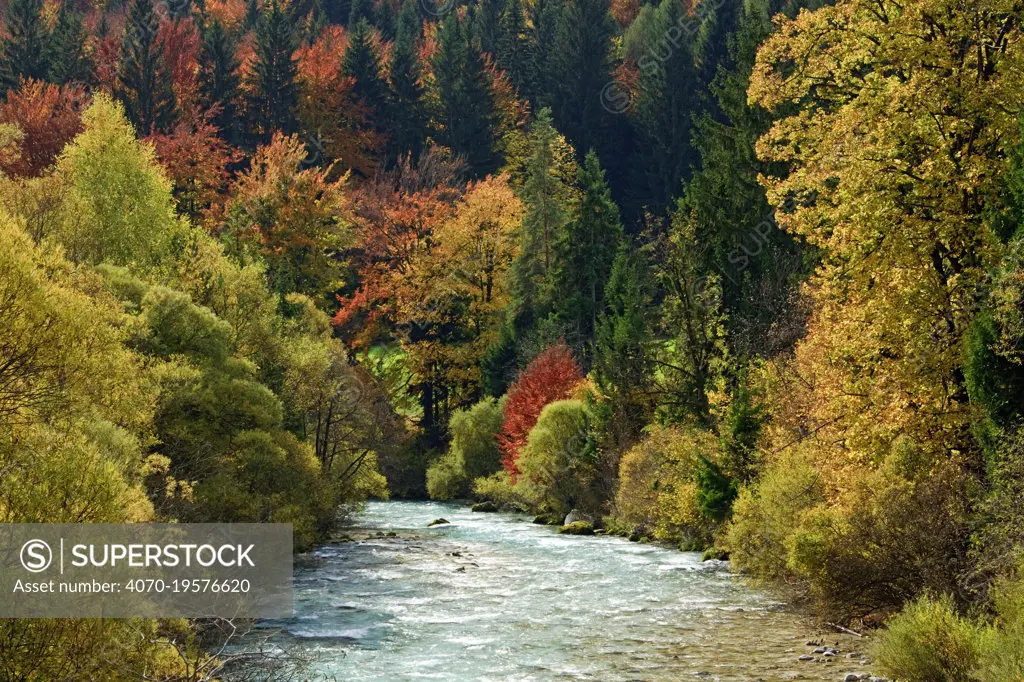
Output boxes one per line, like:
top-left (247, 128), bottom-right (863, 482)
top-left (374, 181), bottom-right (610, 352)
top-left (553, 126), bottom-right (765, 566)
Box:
top-left (498, 341), bottom-right (583, 480)
top-left (0, 79), bottom-right (88, 178)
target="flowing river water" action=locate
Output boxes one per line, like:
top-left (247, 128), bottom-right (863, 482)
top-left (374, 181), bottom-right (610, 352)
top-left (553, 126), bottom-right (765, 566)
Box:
top-left (254, 500), bottom-right (874, 681)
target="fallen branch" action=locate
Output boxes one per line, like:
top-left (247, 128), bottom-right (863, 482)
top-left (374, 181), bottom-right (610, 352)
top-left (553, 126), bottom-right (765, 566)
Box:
top-left (827, 621), bottom-right (863, 638)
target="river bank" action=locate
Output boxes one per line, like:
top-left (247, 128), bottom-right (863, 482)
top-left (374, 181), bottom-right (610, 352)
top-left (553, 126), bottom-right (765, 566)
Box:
top-left (251, 501), bottom-right (883, 681)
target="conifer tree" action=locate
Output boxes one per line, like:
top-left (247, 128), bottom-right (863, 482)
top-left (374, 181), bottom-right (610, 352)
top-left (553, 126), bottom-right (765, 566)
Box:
top-left (375, 0), bottom-right (396, 40)
top-left (246, 0), bottom-right (298, 141)
top-left (0, 0), bottom-right (52, 90)
top-left (554, 150), bottom-right (623, 360)
top-left (526, 0), bottom-right (561, 107)
top-left (343, 19), bottom-right (389, 129)
top-left (199, 18), bottom-right (241, 141)
top-left (473, 0), bottom-right (505, 56)
top-left (495, 0), bottom-right (529, 95)
top-left (387, 0), bottom-right (427, 160)
top-left (244, 0), bottom-right (262, 29)
top-left (431, 14), bottom-right (500, 176)
top-left (348, 0), bottom-right (373, 27)
top-left (48, 1), bottom-right (92, 85)
top-left (510, 108), bottom-right (570, 326)
top-left (549, 0), bottom-right (615, 165)
top-left (117, 0), bottom-right (178, 134)
top-left (629, 0), bottom-right (699, 216)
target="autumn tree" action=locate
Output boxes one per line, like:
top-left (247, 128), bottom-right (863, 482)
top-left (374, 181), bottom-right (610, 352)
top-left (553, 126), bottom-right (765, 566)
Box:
top-left (0, 80), bottom-right (86, 178)
top-left (497, 340), bottom-right (582, 478)
top-left (225, 132), bottom-right (350, 303)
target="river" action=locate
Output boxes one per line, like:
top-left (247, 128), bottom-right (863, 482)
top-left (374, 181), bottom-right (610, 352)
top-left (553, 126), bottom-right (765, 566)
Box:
top-left (253, 500), bottom-right (873, 681)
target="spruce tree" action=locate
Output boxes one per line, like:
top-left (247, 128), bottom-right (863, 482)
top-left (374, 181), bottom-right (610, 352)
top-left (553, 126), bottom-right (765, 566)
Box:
top-left (375, 0), bottom-right (396, 40)
top-left (348, 0), bottom-right (373, 27)
top-left (343, 19), bottom-right (389, 125)
top-left (244, 0), bottom-right (262, 30)
top-left (246, 0), bottom-right (299, 142)
top-left (117, 0), bottom-right (177, 134)
top-left (495, 0), bottom-right (529, 96)
top-left (387, 0), bottom-right (427, 160)
top-left (509, 108), bottom-right (570, 326)
top-left (48, 0), bottom-right (92, 85)
top-left (554, 150), bottom-right (623, 361)
top-left (629, 0), bottom-right (700, 216)
top-left (526, 0), bottom-right (560, 108)
top-left (593, 245), bottom-right (654, 441)
top-left (431, 14), bottom-right (500, 176)
top-left (305, 0), bottom-right (329, 44)
top-left (549, 0), bottom-right (615, 166)
top-left (199, 18), bottom-right (241, 141)
top-left (473, 0), bottom-right (505, 56)
top-left (0, 0), bottom-right (52, 91)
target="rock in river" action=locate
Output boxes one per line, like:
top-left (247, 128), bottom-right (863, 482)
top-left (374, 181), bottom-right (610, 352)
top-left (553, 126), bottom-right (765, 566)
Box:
top-left (558, 521), bottom-right (595, 535)
top-left (428, 518), bottom-right (450, 527)
top-left (471, 501), bottom-right (498, 512)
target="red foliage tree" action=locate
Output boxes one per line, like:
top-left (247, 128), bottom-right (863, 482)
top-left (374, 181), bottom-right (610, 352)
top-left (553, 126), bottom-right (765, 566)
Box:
top-left (0, 79), bottom-right (87, 178)
top-left (158, 17), bottom-right (203, 121)
top-left (498, 341), bottom-right (583, 480)
top-left (148, 108), bottom-right (240, 221)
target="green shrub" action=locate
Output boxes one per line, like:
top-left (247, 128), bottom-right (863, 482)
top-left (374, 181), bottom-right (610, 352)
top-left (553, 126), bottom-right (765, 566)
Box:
top-left (612, 425), bottom-right (721, 545)
top-left (977, 570), bottom-right (1024, 682)
top-left (472, 470), bottom-right (526, 510)
top-left (514, 399), bottom-right (597, 517)
top-left (873, 594), bottom-right (981, 682)
top-left (425, 397), bottom-right (505, 500)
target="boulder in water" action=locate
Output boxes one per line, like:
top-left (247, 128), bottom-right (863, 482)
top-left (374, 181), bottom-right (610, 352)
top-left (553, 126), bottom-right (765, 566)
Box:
top-left (532, 513), bottom-right (559, 525)
top-left (563, 509), bottom-right (594, 526)
top-left (558, 521), bottom-right (595, 535)
top-left (427, 518), bottom-right (450, 527)
top-left (471, 501), bottom-right (498, 512)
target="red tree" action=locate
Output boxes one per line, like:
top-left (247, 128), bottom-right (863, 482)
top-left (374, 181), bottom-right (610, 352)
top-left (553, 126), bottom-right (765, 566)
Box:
top-left (0, 79), bottom-right (87, 177)
top-left (498, 341), bottom-right (583, 480)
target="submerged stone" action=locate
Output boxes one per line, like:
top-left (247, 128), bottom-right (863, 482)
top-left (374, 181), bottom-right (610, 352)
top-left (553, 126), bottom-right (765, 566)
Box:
top-left (427, 518), bottom-right (450, 527)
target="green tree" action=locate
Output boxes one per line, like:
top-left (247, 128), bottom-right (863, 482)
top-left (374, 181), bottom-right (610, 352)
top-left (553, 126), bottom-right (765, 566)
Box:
top-left (387, 0), bottom-right (427, 160)
top-left (199, 18), bottom-right (241, 142)
top-left (246, 0), bottom-right (299, 142)
top-left (495, 0), bottom-right (529, 95)
top-left (48, 0), bottom-right (92, 85)
top-left (553, 150), bottom-right (623, 361)
top-left (117, 0), bottom-right (178, 134)
top-left (343, 19), bottom-right (389, 132)
top-left (0, 0), bottom-right (51, 91)
top-left (431, 14), bottom-right (500, 176)
top-left (473, 0), bottom-right (505, 56)
top-left (628, 0), bottom-right (699, 215)
top-left (548, 0), bottom-right (615, 164)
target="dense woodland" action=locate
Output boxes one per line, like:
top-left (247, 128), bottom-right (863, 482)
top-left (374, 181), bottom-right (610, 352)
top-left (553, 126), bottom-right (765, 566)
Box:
top-left (3, 0), bottom-right (1024, 677)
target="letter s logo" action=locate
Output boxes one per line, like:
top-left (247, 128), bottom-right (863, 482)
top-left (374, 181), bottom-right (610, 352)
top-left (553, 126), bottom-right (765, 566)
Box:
top-left (20, 539), bottom-right (52, 573)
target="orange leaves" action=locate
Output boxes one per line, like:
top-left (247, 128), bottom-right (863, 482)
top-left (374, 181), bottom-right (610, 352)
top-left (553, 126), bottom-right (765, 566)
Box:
top-left (498, 341), bottom-right (583, 479)
top-left (157, 17), bottom-right (202, 120)
top-left (0, 79), bottom-right (87, 177)
top-left (148, 108), bottom-right (240, 221)
top-left (296, 26), bottom-right (383, 177)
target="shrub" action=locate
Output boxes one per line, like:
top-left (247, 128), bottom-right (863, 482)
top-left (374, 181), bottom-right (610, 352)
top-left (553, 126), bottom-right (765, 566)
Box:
top-left (513, 399), bottom-right (597, 517)
top-left (472, 470), bottom-right (526, 510)
top-left (426, 397), bottom-right (505, 500)
top-left (873, 594), bottom-right (981, 682)
top-left (976, 570), bottom-right (1024, 682)
top-left (611, 425), bottom-right (722, 545)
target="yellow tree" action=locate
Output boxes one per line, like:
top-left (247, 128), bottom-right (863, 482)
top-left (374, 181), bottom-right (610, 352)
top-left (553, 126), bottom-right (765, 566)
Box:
top-left (727, 0), bottom-right (1024, 615)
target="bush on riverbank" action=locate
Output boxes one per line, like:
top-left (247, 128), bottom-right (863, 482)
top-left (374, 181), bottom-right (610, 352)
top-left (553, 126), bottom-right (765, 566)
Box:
top-left (426, 397), bottom-right (505, 500)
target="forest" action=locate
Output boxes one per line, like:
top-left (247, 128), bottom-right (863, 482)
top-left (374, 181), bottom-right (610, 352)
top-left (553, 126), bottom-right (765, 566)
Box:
top-left (2, 0), bottom-right (1024, 677)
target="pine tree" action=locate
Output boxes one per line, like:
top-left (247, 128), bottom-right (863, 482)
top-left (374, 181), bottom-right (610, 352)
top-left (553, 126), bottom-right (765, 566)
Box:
top-left (117, 0), bottom-right (177, 134)
top-left (553, 150), bottom-right (623, 361)
top-left (473, 0), bottom-right (505, 56)
top-left (593, 245), bottom-right (653, 441)
top-left (510, 108), bottom-right (570, 325)
top-left (526, 0), bottom-right (561, 108)
top-left (305, 0), bottom-right (329, 44)
top-left (375, 0), bottom-right (396, 40)
top-left (0, 0), bottom-right (52, 91)
top-left (495, 0), bottom-right (529, 95)
top-left (629, 0), bottom-right (700, 216)
top-left (549, 0), bottom-right (615, 165)
top-left (199, 18), bottom-right (241, 142)
top-left (48, 0), bottom-right (92, 85)
top-left (244, 0), bottom-right (262, 30)
top-left (431, 14), bottom-right (500, 176)
top-left (387, 0), bottom-right (427, 160)
top-left (348, 0), bottom-right (373, 27)
top-left (246, 0), bottom-right (299, 142)
top-left (343, 19), bottom-right (389, 126)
